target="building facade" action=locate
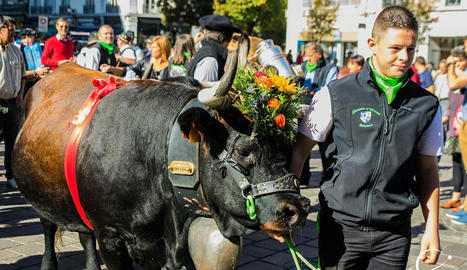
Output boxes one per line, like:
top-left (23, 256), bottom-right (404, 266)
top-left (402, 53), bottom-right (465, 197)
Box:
top-left (286, 0), bottom-right (467, 67)
top-left (2, 0), bottom-right (161, 45)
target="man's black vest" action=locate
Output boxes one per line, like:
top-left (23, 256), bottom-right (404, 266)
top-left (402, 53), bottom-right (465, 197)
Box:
top-left (319, 61), bottom-right (439, 229)
top-left (92, 42), bottom-right (117, 67)
top-left (187, 39), bottom-right (228, 80)
top-left (301, 59), bottom-right (336, 90)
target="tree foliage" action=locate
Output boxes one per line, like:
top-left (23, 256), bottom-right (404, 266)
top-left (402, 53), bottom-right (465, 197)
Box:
top-left (398, 0), bottom-right (439, 44)
top-left (303, 0), bottom-right (338, 42)
top-left (213, 0), bottom-right (287, 46)
top-left (156, 0), bottom-right (213, 29)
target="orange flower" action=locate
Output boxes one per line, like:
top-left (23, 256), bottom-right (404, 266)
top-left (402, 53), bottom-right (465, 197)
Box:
top-left (255, 74), bottom-right (272, 90)
top-left (274, 114), bottom-right (286, 129)
top-left (267, 98), bottom-right (280, 108)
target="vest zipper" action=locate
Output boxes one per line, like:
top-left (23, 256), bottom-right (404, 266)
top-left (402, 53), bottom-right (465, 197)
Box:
top-left (362, 94), bottom-right (389, 229)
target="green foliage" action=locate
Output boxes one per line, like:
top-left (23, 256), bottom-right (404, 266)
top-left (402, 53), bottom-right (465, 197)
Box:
top-left (232, 68), bottom-right (303, 147)
top-left (304, 0), bottom-right (338, 42)
top-left (156, 0), bottom-right (213, 29)
top-left (213, 0), bottom-right (287, 46)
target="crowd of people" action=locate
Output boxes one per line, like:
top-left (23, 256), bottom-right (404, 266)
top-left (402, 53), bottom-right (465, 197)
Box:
top-left (1, 5), bottom-right (467, 269)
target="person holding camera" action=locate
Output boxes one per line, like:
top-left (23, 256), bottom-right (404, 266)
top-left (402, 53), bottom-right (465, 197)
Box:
top-left (446, 45), bottom-right (467, 225)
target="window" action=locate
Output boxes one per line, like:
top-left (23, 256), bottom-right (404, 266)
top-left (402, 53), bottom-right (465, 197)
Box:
top-left (445, 0), bottom-right (460, 5)
top-left (331, 0), bottom-right (349, 5)
top-left (383, 0), bottom-right (405, 7)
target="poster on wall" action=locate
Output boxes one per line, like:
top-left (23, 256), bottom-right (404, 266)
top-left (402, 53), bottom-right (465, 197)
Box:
top-left (38, 16), bottom-right (48, 33)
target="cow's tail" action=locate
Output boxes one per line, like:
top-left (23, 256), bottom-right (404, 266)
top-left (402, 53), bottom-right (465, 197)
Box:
top-left (54, 226), bottom-right (64, 258)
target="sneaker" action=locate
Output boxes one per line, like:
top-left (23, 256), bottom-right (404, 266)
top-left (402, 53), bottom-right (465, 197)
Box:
top-left (446, 208), bottom-right (466, 219)
top-left (6, 178), bottom-right (17, 189)
top-left (451, 214), bottom-right (467, 225)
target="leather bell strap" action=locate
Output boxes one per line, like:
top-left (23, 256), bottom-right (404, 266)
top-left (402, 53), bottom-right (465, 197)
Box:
top-left (238, 173), bottom-right (300, 199)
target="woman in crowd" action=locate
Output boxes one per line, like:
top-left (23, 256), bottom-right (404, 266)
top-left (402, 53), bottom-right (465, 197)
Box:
top-left (101, 35), bottom-right (171, 80)
top-left (169, 34), bottom-right (196, 77)
top-left (337, 54), bottom-right (364, 79)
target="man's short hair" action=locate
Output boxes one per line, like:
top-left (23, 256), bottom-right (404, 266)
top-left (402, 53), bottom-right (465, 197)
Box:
top-left (56, 17), bottom-right (68, 25)
top-left (415, 56), bottom-right (426, 65)
top-left (0, 15), bottom-right (15, 29)
top-left (372, 6), bottom-right (418, 41)
top-left (304, 42), bottom-right (323, 55)
top-left (203, 29), bottom-right (231, 43)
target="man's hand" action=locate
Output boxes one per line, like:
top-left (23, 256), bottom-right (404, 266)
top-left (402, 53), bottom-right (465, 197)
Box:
top-left (100, 64), bottom-right (110, 73)
top-left (419, 230), bottom-right (440, 264)
top-left (35, 66), bottom-right (49, 78)
top-left (16, 94), bottom-right (23, 108)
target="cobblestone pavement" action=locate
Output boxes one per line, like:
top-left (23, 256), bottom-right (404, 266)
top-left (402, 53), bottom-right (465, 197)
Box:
top-left (1, 144), bottom-right (467, 269)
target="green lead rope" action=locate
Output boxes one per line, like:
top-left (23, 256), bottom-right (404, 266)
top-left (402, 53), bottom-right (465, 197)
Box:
top-left (285, 235), bottom-right (317, 270)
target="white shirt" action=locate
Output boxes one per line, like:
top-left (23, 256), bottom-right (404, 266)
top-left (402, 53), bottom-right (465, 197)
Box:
top-left (0, 43), bottom-right (26, 99)
top-left (434, 73), bottom-right (450, 100)
top-left (84, 47), bottom-right (101, 70)
top-left (298, 86), bottom-right (444, 156)
top-left (193, 57), bottom-right (219, 82)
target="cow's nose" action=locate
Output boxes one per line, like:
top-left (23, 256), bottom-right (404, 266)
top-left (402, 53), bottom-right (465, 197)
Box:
top-left (278, 202), bottom-right (302, 228)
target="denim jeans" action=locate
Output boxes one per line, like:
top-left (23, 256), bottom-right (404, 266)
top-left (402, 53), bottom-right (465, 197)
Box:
top-left (319, 210), bottom-right (411, 270)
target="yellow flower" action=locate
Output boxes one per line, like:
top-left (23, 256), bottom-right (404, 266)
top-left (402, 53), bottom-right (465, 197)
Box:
top-left (270, 74), bottom-right (298, 93)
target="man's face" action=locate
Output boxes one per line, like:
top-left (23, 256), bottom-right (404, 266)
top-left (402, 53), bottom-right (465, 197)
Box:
top-left (457, 57), bottom-right (467, 71)
top-left (56, 20), bottom-right (69, 38)
top-left (368, 28), bottom-right (417, 78)
top-left (98, 27), bottom-right (114, 45)
top-left (439, 62), bottom-right (447, 74)
top-left (304, 49), bottom-right (321, 65)
top-left (117, 37), bottom-right (124, 49)
top-left (0, 22), bottom-right (16, 44)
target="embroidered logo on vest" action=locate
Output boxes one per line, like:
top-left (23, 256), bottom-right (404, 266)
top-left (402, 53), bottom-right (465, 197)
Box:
top-left (352, 107), bottom-right (380, 128)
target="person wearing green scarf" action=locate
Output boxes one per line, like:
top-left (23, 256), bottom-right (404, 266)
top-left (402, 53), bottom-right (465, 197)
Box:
top-left (368, 56), bottom-right (409, 104)
top-left (84, 25), bottom-right (117, 71)
top-left (291, 6), bottom-right (442, 269)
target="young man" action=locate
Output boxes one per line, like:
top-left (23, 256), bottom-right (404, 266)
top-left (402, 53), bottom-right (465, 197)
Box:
top-left (41, 18), bottom-right (73, 70)
top-left (290, 6), bottom-right (441, 268)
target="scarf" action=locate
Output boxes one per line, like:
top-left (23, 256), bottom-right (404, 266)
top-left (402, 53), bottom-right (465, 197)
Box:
top-left (98, 41), bottom-right (114, 55)
top-left (369, 58), bottom-right (409, 104)
top-left (306, 60), bottom-right (318, 73)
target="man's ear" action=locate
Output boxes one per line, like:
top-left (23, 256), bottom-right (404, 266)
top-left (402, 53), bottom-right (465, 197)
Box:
top-left (367, 37), bottom-right (377, 56)
top-left (178, 107), bottom-right (229, 156)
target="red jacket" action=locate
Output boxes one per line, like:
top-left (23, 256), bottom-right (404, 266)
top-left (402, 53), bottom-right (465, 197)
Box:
top-left (41, 35), bottom-right (73, 70)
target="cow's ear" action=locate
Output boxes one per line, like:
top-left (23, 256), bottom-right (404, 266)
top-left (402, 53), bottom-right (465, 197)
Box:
top-left (178, 108), bottom-right (229, 156)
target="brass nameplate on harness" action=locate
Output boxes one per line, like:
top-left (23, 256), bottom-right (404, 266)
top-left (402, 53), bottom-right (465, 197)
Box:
top-left (168, 161), bottom-right (195, 176)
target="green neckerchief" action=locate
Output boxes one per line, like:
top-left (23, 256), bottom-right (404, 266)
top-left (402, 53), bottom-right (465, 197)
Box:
top-left (306, 60), bottom-right (318, 73)
top-left (368, 57), bottom-right (409, 104)
top-left (98, 40), bottom-right (114, 55)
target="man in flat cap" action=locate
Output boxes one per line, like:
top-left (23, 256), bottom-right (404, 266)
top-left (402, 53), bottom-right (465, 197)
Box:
top-left (115, 31), bottom-right (136, 67)
top-left (187, 14), bottom-right (242, 82)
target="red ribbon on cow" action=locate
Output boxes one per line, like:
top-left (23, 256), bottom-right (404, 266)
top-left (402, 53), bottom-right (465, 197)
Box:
top-left (64, 76), bottom-right (122, 230)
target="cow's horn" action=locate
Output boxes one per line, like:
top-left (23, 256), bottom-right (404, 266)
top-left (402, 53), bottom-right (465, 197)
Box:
top-left (197, 50), bottom-right (238, 109)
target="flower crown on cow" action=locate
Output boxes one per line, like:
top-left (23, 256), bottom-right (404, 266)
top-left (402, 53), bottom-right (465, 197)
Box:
top-left (232, 68), bottom-right (302, 147)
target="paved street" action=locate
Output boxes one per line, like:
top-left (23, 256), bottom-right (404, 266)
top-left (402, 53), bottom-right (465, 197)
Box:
top-left (1, 144), bottom-right (467, 269)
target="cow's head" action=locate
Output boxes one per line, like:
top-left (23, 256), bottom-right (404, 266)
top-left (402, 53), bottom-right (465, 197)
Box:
top-left (178, 36), bottom-right (311, 239)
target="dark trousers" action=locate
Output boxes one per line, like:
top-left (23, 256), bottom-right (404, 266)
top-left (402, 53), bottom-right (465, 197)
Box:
top-left (319, 211), bottom-right (411, 270)
top-left (452, 153), bottom-right (467, 193)
top-left (0, 99), bottom-right (20, 179)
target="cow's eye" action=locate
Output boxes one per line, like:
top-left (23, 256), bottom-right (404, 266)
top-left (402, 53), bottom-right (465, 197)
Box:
top-left (237, 149), bottom-right (250, 157)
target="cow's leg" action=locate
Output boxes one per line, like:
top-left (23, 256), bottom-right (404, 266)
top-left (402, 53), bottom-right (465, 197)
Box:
top-left (40, 217), bottom-right (58, 270)
top-left (96, 233), bottom-right (134, 270)
top-left (78, 231), bottom-right (101, 270)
